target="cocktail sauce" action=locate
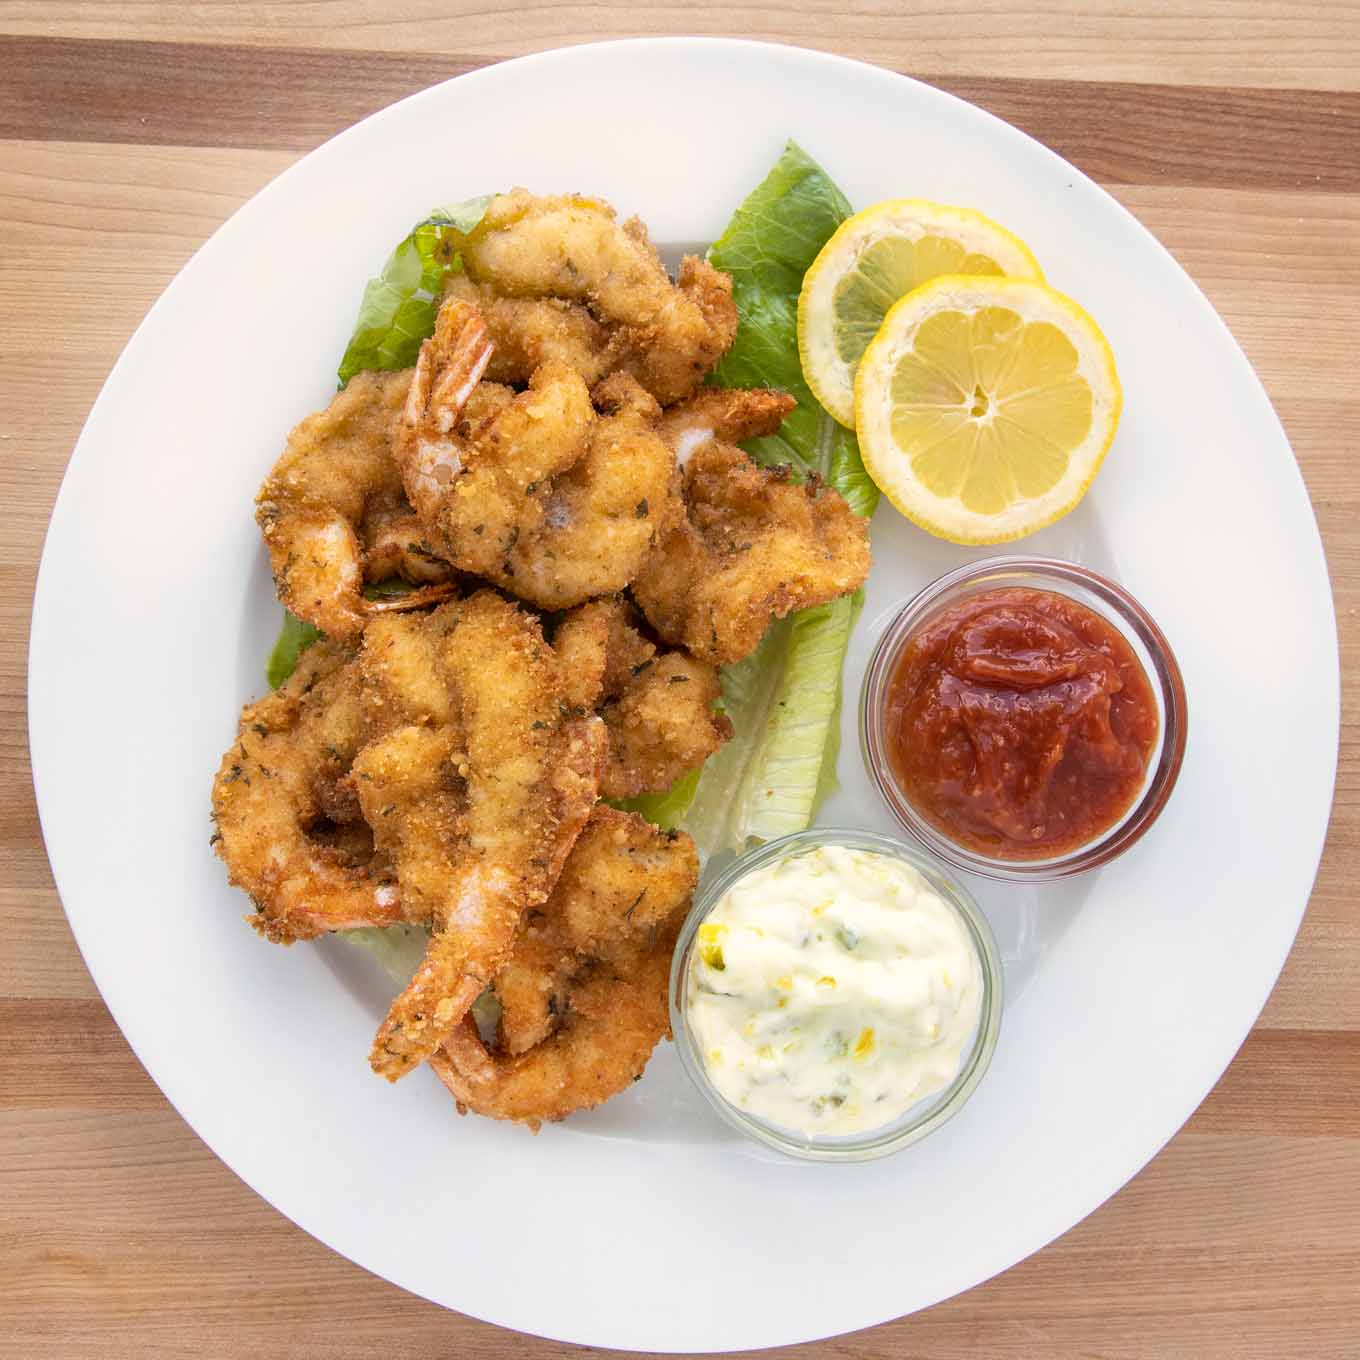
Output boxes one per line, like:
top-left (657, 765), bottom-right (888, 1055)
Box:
top-left (885, 587), bottom-right (1159, 860)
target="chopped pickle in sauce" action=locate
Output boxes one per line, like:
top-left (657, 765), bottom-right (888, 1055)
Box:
top-left (886, 586), bottom-right (1159, 860)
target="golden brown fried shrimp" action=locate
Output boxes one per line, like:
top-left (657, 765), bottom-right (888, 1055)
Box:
top-left (396, 299), bottom-right (602, 583)
top-left (633, 440), bottom-right (872, 665)
top-left (361, 383), bottom-right (518, 590)
top-left (599, 652), bottom-right (732, 800)
top-left (460, 806), bottom-right (685, 1062)
top-left (359, 608), bottom-right (462, 731)
top-left (553, 598), bottom-right (731, 798)
top-left (435, 965), bottom-right (670, 1130)
top-left (256, 370), bottom-right (457, 638)
top-left (366, 592), bottom-right (606, 1081)
top-left (359, 491), bottom-right (456, 588)
top-left (433, 809), bottom-right (699, 1127)
top-left (211, 641), bottom-right (404, 943)
top-left (629, 254), bottom-right (739, 405)
top-left (462, 191), bottom-right (738, 404)
top-left (658, 386), bottom-right (798, 461)
top-left (443, 274), bottom-right (615, 388)
top-left (552, 597), bottom-right (656, 710)
top-left (256, 370), bottom-right (404, 638)
top-left (499, 373), bottom-right (676, 610)
top-left (399, 299), bottom-right (678, 610)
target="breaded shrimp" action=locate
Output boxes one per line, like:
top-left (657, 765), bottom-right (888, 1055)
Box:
top-left (598, 652), bottom-right (731, 800)
top-left (211, 641), bottom-right (404, 943)
top-left (397, 298), bottom-right (617, 590)
top-left (399, 298), bottom-right (680, 610)
top-left (434, 809), bottom-right (698, 1127)
top-left (442, 273), bottom-right (616, 388)
top-left (657, 386), bottom-right (798, 463)
top-left (552, 597), bottom-right (656, 711)
top-left (462, 191), bottom-right (738, 404)
top-left (553, 598), bottom-right (731, 798)
top-left (365, 592), bottom-right (606, 1081)
top-left (256, 370), bottom-right (458, 639)
top-left (633, 440), bottom-right (872, 666)
top-left (497, 373), bottom-right (677, 610)
top-left (359, 491), bottom-right (457, 588)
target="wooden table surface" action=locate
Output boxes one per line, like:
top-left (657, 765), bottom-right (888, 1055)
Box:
top-left (4, 5), bottom-right (1357, 1356)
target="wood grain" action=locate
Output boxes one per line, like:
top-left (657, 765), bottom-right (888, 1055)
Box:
top-left (5, 36), bottom-right (1359, 191)
top-left (1, 0), bottom-right (1358, 90)
top-left (2, 11), bottom-right (1356, 1358)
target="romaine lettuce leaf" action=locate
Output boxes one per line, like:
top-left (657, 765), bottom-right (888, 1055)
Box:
top-left (265, 609), bottom-right (322, 689)
top-left (674, 141), bottom-right (875, 858)
top-left (708, 142), bottom-right (878, 514)
top-left (337, 924), bottom-right (429, 984)
top-left (615, 764), bottom-right (704, 833)
top-left (336, 196), bottom-right (490, 387)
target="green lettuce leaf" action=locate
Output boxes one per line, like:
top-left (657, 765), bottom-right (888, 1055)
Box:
top-left (336, 196), bottom-right (490, 387)
top-left (675, 141), bottom-right (875, 857)
top-left (265, 609), bottom-right (322, 689)
top-left (337, 924), bottom-right (430, 984)
top-left (707, 141), bottom-right (877, 507)
top-left (614, 765), bottom-right (704, 832)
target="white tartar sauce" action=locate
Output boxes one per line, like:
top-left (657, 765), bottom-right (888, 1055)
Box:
top-left (686, 844), bottom-right (982, 1137)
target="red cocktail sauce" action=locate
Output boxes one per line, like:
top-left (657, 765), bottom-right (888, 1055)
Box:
top-left (885, 587), bottom-right (1159, 860)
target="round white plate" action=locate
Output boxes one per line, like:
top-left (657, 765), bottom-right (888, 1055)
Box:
top-left (30, 39), bottom-right (1338, 1352)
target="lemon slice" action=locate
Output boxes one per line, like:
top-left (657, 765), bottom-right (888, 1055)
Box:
top-left (799, 200), bottom-right (1043, 428)
top-left (854, 275), bottom-right (1121, 544)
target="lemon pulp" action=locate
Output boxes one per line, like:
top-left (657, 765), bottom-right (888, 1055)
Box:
top-left (854, 276), bottom-right (1121, 544)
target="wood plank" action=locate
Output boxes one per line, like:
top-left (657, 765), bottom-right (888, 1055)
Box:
top-left (2, 35), bottom-right (1358, 192)
top-left (3, 1110), bottom-right (1357, 1356)
top-left (0, 1), bottom-right (1357, 91)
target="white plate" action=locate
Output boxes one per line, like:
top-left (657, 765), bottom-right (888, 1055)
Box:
top-left (30, 39), bottom-right (1338, 1352)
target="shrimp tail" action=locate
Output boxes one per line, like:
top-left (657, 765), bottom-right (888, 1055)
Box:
top-left (397, 300), bottom-right (495, 521)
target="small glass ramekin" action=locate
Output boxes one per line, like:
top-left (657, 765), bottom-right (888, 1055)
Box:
top-left (860, 556), bottom-right (1188, 882)
top-left (669, 828), bottom-right (1003, 1163)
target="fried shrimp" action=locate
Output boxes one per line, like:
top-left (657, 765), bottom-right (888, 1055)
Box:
top-left (212, 640), bottom-right (404, 943)
top-left (365, 592), bottom-right (606, 1081)
top-left (359, 491), bottom-right (456, 588)
top-left (256, 369), bottom-right (458, 639)
top-left (462, 190), bottom-right (738, 404)
top-left (399, 296), bottom-right (680, 609)
top-left (658, 386), bottom-right (798, 463)
top-left (215, 183), bottom-right (881, 1131)
top-left (396, 298), bottom-right (608, 583)
top-left (442, 274), bottom-right (615, 388)
top-left (553, 598), bottom-right (731, 798)
top-left (498, 373), bottom-right (676, 610)
top-left (599, 652), bottom-right (731, 800)
top-left (633, 440), bottom-right (872, 666)
top-left (552, 597), bottom-right (657, 710)
top-left (433, 809), bottom-right (698, 1128)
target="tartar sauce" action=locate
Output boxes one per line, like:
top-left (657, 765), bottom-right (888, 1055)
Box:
top-left (685, 844), bottom-right (982, 1137)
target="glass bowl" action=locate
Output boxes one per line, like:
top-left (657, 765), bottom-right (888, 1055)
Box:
top-left (860, 556), bottom-right (1188, 882)
top-left (669, 828), bottom-right (1003, 1163)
